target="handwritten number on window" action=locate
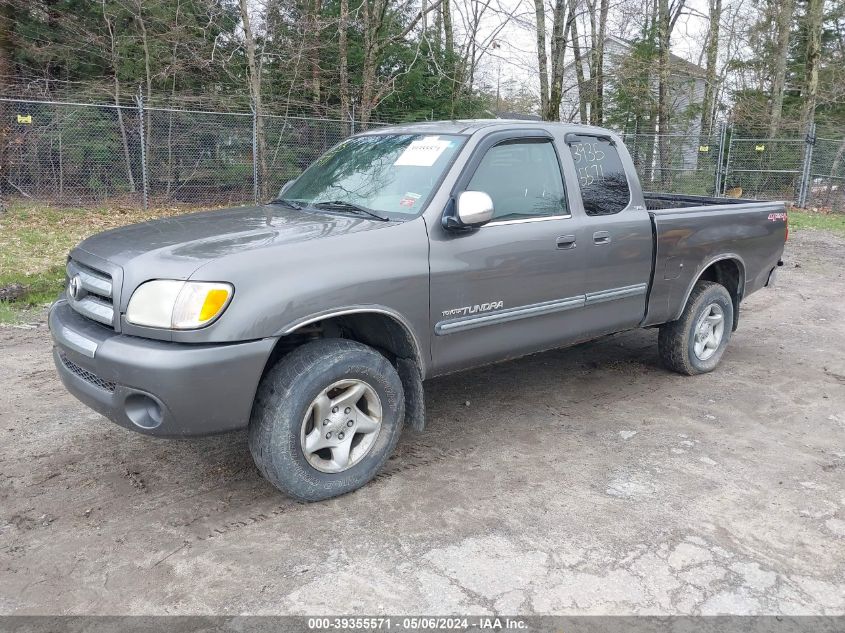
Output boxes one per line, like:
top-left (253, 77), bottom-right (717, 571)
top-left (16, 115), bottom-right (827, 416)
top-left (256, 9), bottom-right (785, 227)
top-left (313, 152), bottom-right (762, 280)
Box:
top-left (578, 163), bottom-right (604, 186)
top-left (572, 143), bottom-right (605, 182)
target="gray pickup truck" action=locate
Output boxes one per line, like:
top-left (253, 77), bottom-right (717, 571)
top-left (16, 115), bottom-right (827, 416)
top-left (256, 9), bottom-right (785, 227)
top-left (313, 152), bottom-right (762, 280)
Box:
top-left (49, 120), bottom-right (787, 500)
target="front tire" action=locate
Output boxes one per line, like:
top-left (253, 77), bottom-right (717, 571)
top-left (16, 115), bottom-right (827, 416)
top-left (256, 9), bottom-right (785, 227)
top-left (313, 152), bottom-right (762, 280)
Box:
top-left (248, 338), bottom-right (405, 501)
top-left (658, 280), bottom-right (734, 375)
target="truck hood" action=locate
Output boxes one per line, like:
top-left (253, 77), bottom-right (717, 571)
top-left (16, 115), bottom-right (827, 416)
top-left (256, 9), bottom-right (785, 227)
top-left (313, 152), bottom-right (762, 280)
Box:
top-left (75, 204), bottom-right (392, 272)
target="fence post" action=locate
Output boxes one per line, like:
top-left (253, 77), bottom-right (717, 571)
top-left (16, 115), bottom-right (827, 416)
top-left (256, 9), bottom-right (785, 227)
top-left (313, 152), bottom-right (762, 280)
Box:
top-left (251, 101), bottom-right (259, 205)
top-left (714, 121), bottom-right (727, 197)
top-left (721, 124), bottom-right (734, 196)
top-left (797, 122), bottom-right (816, 208)
top-left (135, 88), bottom-right (149, 211)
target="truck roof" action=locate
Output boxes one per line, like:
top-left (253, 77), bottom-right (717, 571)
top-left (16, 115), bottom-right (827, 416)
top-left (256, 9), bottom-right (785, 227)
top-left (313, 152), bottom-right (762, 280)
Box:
top-left (360, 119), bottom-right (617, 137)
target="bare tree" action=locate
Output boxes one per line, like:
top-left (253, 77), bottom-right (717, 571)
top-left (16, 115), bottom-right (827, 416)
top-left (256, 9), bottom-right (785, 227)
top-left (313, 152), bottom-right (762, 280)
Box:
top-left (339, 0), bottom-right (351, 130)
top-left (586, 0), bottom-right (608, 124)
top-left (357, 0), bottom-right (444, 126)
top-left (533, 0), bottom-right (550, 114)
top-left (134, 0), bottom-right (153, 153)
top-left (0, 0), bottom-right (15, 197)
top-left (801, 0), bottom-right (823, 130)
top-left (769, 0), bottom-right (794, 137)
top-left (656, 0), bottom-right (685, 186)
top-left (307, 0), bottom-right (323, 106)
top-left (700, 0), bottom-right (721, 135)
top-left (534, 0), bottom-right (574, 121)
top-left (569, 6), bottom-right (588, 122)
top-left (238, 0), bottom-right (267, 196)
top-left (102, 1), bottom-right (136, 193)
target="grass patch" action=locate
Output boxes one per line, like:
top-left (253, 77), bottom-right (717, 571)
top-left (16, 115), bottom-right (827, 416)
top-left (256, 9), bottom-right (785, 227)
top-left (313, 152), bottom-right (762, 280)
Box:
top-left (0, 301), bottom-right (22, 325)
top-left (0, 200), bottom-right (208, 324)
top-left (788, 209), bottom-right (845, 237)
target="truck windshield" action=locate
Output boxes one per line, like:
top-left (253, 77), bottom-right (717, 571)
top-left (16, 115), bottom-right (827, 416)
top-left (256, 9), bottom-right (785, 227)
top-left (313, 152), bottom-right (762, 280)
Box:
top-left (278, 133), bottom-right (465, 219)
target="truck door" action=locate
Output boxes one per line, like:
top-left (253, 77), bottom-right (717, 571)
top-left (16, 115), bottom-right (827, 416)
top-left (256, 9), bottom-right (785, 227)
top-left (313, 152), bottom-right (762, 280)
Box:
top-left (427, 130), bottom-right (587, 376)
top-left (563, 133), bottom-right (653, 337)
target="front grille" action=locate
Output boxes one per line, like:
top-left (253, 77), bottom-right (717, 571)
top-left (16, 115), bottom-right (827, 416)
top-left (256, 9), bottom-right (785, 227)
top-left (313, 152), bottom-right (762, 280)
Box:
top-left (60, 353), bottom-right (116, 393)
top-left (66, 258), bottom-right (115, 328)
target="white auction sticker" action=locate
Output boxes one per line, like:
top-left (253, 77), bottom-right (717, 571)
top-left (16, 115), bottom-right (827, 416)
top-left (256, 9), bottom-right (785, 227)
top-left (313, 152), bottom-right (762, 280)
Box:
top-left (394, 137), bottom-right (451, 167)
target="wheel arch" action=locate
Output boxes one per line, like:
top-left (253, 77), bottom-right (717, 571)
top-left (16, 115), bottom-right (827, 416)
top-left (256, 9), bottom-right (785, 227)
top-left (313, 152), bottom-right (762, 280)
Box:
top-left (675, 255), bottom-right (746, 330)
top-left (276, 308), bottom-right (424, 366)
top-left (262, 307), bottom-right (428, 431)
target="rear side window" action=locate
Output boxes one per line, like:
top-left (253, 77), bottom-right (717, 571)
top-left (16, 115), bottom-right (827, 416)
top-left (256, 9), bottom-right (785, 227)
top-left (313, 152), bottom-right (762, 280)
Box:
top-left (568, 135), bottom-right (630, 216)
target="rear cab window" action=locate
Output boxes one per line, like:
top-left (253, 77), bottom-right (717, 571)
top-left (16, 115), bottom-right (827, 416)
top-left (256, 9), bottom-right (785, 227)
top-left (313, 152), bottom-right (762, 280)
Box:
top-left (566, 134), bottom-right (631, 216)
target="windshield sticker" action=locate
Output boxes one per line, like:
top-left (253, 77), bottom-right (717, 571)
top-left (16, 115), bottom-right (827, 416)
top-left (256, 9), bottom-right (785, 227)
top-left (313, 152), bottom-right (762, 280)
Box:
top-left (394, 138), bottom-right (451, 167)
top-left (399, 191), bottom-right (421, 208)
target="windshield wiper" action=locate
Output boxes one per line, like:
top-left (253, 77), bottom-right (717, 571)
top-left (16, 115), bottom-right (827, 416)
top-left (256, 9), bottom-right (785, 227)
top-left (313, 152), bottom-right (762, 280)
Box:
top-left (270, 198), bottom-right (304, 210)
top-left (313, 200), bottom-right (390, 222)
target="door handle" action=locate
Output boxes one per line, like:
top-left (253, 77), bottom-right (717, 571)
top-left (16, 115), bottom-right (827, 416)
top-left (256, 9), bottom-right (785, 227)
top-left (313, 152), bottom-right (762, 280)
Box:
top-left (593, 231), bottom-right (611, 245)
top-left (556, 235), bottom-right (577, 249)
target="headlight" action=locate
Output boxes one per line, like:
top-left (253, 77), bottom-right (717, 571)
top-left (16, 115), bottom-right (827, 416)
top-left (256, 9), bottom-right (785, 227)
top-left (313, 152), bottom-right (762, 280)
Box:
top-left (126, 280), bottom-right (233, 329)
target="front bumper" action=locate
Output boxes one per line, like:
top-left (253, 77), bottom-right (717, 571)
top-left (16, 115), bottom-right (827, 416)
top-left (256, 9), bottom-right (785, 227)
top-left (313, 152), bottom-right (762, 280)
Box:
top-left (49, 300), bottom-right (276, 437)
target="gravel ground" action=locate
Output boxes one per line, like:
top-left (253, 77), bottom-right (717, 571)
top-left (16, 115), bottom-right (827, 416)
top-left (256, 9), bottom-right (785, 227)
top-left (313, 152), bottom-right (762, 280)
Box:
top-left (0, 229), bottom-right (843, 616)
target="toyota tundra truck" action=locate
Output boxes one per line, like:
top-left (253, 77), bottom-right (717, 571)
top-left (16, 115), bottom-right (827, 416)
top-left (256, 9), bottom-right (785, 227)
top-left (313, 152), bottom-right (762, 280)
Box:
top-left (49, 120), bottom-right (787, 500)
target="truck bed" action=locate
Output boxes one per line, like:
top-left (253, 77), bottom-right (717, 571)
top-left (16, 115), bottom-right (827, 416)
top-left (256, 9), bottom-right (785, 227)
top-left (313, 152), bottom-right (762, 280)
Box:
top-left (642, 195), bottom-right (787, 328)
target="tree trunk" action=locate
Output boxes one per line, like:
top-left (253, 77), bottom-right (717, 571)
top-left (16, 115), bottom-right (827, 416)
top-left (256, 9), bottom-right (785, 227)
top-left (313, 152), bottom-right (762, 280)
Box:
top-left (800, 0), bottom-right (823, 130)
top-left (591, 0), bottom-right (609, 124)
top-left (166, 0), bottom-right (181, 196)
top-left (546, 0), bottom-right (571, 121)
top-left (769, 0), bottom-right (794, 137)
top-left (534, 0), bottom-right (550, 117)
top-left (136, 2), bottom-right (153, 162)
top-left (339, 0), bottom-right (350, 133)
top-left (443, 0), bottom-right (453, 60)
top-left (569, 15), bottom-right (588, 123)
top-left (359, 0), bottom-right (378, 128)
top-left (309, 0), bottom-right (323, 106)
top-left (114, 78), bottom-right (136, 194)
top-left (0, 0), bottom-right (11, 81)
top-left (657, 0), bottom-right (671, 187)
top-left (239, 0), bottom-right (267, 197)
top-left (443, 0), bottom-right (455, 111)
top-left (700, 0), bottom-right (721, 136)
top-left (102, 5), bottom-right (136, 193)
top-left (0, 0), bottom-right (15, 198)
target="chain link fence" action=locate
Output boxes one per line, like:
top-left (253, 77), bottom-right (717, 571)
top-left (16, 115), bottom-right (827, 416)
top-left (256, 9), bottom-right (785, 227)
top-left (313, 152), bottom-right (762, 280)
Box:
top-left (0, 97), bottom-right (367, 209)
top-left (807, 136), bottom-right (845, 211)
top-left (622, 129), bottom-right (726, 197)
top-left (1, 96), bottom-right (844, 211)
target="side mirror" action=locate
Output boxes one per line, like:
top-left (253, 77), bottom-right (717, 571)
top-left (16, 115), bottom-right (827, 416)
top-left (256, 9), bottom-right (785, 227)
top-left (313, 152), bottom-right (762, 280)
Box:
top-left (443, 191), bottom-right (495, 230)
top-left (277, 180), bottom-right (295, 198)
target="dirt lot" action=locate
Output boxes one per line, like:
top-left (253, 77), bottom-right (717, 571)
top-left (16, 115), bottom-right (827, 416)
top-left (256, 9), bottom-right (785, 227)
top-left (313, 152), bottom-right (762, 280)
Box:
top-left (1, 229), bottom-right (844, 616)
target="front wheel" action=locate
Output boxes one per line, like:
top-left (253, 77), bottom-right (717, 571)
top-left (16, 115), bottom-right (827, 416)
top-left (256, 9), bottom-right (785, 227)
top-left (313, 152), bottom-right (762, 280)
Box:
top-left (658, 280), bottom-right (734, 375)
top-left (248, 338), bottom-right (405, 501)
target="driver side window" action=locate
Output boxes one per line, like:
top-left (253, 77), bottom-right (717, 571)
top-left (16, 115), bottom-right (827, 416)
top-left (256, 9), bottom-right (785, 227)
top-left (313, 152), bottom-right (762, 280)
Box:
top-left (467, 139), bottom-right (568, 222)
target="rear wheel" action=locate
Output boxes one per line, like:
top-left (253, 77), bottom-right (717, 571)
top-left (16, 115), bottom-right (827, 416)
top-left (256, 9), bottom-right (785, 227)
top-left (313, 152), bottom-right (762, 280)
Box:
top-left (658, 280), bottom-right (734, 375)
top-left (248, 338), bottom-right (405, 501)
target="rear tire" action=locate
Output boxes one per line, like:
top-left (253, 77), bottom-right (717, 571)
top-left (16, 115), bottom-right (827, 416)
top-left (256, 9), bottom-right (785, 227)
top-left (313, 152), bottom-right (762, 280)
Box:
top-left (248, 338), bottom-right (405, 501)
top-left (658, 280), bottom-right (734, 376)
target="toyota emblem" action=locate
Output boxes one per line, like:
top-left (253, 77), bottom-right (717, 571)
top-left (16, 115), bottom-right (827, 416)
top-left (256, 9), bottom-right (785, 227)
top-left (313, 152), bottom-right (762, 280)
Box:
top-left (68, 275), bottom-right (83, 301)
